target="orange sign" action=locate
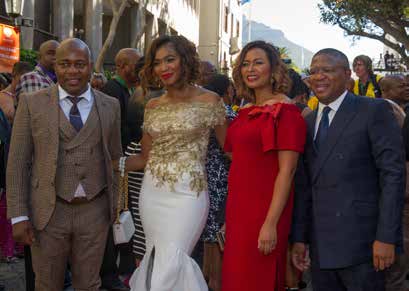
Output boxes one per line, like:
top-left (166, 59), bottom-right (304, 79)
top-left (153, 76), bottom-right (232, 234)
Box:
top-left (0, 23), bottom-right (19, 73)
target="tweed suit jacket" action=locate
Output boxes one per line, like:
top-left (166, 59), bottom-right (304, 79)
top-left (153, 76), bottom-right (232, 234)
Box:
top-left (6, 85), bottom-right (122, 230)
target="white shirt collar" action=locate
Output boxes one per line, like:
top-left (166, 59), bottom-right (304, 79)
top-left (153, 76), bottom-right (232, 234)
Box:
top-left (58, 84), bottom-right (92, 102)
top-left (317, 90), bottom-right (348, 115)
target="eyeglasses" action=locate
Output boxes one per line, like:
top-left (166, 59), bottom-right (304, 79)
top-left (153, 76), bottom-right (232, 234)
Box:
top-left (57, 62), bottom-right (89, 70)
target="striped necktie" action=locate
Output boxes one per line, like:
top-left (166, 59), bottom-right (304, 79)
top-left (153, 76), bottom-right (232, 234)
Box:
top-left (67, 96), bottom-right (84, 132)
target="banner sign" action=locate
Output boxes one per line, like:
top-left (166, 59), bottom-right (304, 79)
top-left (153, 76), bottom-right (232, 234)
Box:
top-left (0, 23), bottom-right (19, 73)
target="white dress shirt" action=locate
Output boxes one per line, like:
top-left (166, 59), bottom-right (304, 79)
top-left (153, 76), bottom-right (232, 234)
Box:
top-left (12, 84), bottom-right (93, 225)
top-left (58, 84), bottom-right (94, 125)
top-left (314, 90), bottom-right (348, 139)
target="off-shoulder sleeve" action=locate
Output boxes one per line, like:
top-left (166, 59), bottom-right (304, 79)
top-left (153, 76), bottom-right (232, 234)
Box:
top-left (141, 107), bottom-right (151, 133)
top-left (261, 105), bottom-right (307, 153)
top-left (207, 100), bottom-right (226, 127)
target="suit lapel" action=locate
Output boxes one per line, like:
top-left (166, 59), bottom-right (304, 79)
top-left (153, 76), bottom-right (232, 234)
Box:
top-left (47, 85), bottom-right (60, 173)
top-left (306, 109), bottom-right (318, 154)
top-left (48, 86), bottom-right (59, 144)
top-left (93, 90), bottom-right (109, 147)
top-left (311, 93), bottom-right (358, 183)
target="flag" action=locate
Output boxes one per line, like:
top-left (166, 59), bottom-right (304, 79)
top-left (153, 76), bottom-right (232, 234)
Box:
top-left (241, 0), bottom-right (251, 4)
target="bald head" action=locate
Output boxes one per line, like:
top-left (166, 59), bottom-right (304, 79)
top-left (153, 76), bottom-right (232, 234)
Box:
top-left (39, 40), bottom-right (59, 54)
top-left (115, 48), bottom-right (141, 87)
top-left (38, 40), bottom-right (59, 71)
top-left (55, 38), bottom-right (93, 97)
top-left (313, 48), bottom-right (350, 70)
top-left (380, 75), bottom-right (409, 104)
top-left (115, 48), bottom-right (141, 66)
top-left (56, 38), bottom-right (91, 62)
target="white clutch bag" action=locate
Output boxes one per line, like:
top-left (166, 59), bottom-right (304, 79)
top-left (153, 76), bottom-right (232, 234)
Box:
top-left (113, 171), bottom-right (135, 245)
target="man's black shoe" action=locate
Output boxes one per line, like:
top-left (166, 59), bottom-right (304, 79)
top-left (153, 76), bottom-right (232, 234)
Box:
top-left (64, 268), bottom-right (72, 289)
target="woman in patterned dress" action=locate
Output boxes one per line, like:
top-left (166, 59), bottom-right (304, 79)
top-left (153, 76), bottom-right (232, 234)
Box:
top-left (201, 74), bottom-right (236, 291)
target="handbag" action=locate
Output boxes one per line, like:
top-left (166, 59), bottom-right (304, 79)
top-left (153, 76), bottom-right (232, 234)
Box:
top-left (113, 170), bottom-right (135, 245)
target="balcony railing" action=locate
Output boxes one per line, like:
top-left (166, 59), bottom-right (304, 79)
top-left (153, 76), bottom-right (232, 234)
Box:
top-left (373, 56), bottom-right (407, 73)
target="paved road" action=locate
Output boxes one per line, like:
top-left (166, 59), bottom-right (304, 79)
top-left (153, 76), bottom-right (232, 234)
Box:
top-left (0, 259), bottom-right (25, 291)
top-left (0, 258), bottom-right (110, 291)
top-left (1, 258), bottom-right (407, 291)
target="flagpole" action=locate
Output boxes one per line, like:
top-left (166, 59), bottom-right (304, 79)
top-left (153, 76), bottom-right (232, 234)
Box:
top-left (247, 1), bottom-right (252, 43)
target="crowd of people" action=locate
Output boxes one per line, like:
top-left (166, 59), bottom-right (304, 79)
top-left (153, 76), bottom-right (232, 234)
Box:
top-left (0, 34), bottom-right (409, 291)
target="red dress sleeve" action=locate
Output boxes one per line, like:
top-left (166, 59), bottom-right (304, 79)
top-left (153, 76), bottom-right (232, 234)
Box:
top-left (261, 104), bottom-right (307, 153)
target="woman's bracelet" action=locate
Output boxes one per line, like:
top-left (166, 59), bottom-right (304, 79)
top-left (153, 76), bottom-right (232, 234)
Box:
top-left (118, 156), bottom-right (127, 177)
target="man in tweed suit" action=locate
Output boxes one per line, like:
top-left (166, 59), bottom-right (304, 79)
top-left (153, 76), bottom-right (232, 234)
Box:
top-left (14, 39), bottom-right (59, 291)
top-left (15, 40), bottom-right (59, 97)
top-left (7, 38), bottom-right (122, 291)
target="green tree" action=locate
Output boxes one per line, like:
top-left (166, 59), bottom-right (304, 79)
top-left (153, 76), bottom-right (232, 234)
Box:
top-left (278, 47), bottom-right (301, 72)
top-left (20, 49), bottom-right (38, 67)
top-left (319, 0), bottom-right (409, 67)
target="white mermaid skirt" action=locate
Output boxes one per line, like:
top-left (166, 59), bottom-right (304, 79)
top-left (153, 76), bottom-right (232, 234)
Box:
top-left (129, 172), bottom-right (209, 291)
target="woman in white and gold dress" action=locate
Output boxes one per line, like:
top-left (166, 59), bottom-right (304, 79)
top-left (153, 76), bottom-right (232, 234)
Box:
top-left (122, 35), bottom-right (226, 291)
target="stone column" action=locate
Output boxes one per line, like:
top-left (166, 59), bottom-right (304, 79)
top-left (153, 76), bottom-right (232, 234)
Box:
top-left (129, 3), bottom-right (139, 50)
top-left (20, 0), bottom-right (34, 49)
top-left (144, 13), bottom-right (157, 54)
top-left (53, 0), bottom-right (74, 41)
top-left (130, 4), bottom-right (146, 53)
top-left (84, 0), bottom-right (102, 62)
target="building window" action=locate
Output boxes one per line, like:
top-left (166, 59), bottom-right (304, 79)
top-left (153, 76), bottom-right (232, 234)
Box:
top-left (34, 0), bottom-right (54, 49)
top-left (236, 20), bottom-right (240, 37)
top-left (0, 2), bottom-right (9, 19)
top-left (224, 6), bottom-right (228, 33)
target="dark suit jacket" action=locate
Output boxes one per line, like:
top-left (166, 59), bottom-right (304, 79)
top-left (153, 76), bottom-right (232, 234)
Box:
top-left (292, 92), bottom-right (405, 269)
top-left (101, 79), bottom-right (132, 150)
top-left (402, 113), bottom-right (409, 161)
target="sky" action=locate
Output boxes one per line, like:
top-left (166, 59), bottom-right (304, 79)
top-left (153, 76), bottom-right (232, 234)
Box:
top-left (246, 0), bottom-right (384, 66)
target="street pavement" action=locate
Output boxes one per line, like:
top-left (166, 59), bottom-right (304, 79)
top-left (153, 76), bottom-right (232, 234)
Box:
top-left (0, 259), bottom-right (25, 291)
top-left (1, 258), bottom-right (407, 291)
top-left (0, 259), bottom-right (108, 291)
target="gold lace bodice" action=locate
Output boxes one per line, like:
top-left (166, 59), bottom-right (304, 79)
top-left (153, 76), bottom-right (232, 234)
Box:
top-left (143, 99), bottom-right (225, 194)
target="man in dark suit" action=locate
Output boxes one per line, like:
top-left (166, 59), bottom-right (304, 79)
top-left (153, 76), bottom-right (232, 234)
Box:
top-left (291, 48), bottom-right (405, 290)
top-left (101, 48), bottom-right (141, 151)
top-left (99, 48), bottom-right (140, 291)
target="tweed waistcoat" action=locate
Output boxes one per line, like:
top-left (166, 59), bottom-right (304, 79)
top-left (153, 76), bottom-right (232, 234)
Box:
top-left (55, 101), bottom-right (107, 201)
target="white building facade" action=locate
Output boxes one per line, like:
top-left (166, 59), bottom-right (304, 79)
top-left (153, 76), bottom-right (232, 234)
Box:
top-left (198, 0), bottom-right (242, 74)
top-left (1, 0), bottom-right (201, 67)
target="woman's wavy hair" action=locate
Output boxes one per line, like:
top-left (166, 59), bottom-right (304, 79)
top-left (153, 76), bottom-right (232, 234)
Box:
top-left (233, 40), bottom-right (291, 102)
top-left (141, 35), bottom-right (200, 91)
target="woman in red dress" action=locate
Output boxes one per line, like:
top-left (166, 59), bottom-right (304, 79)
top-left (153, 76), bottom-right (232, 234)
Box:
top-left (222, 41), bottom-right (307, 291)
